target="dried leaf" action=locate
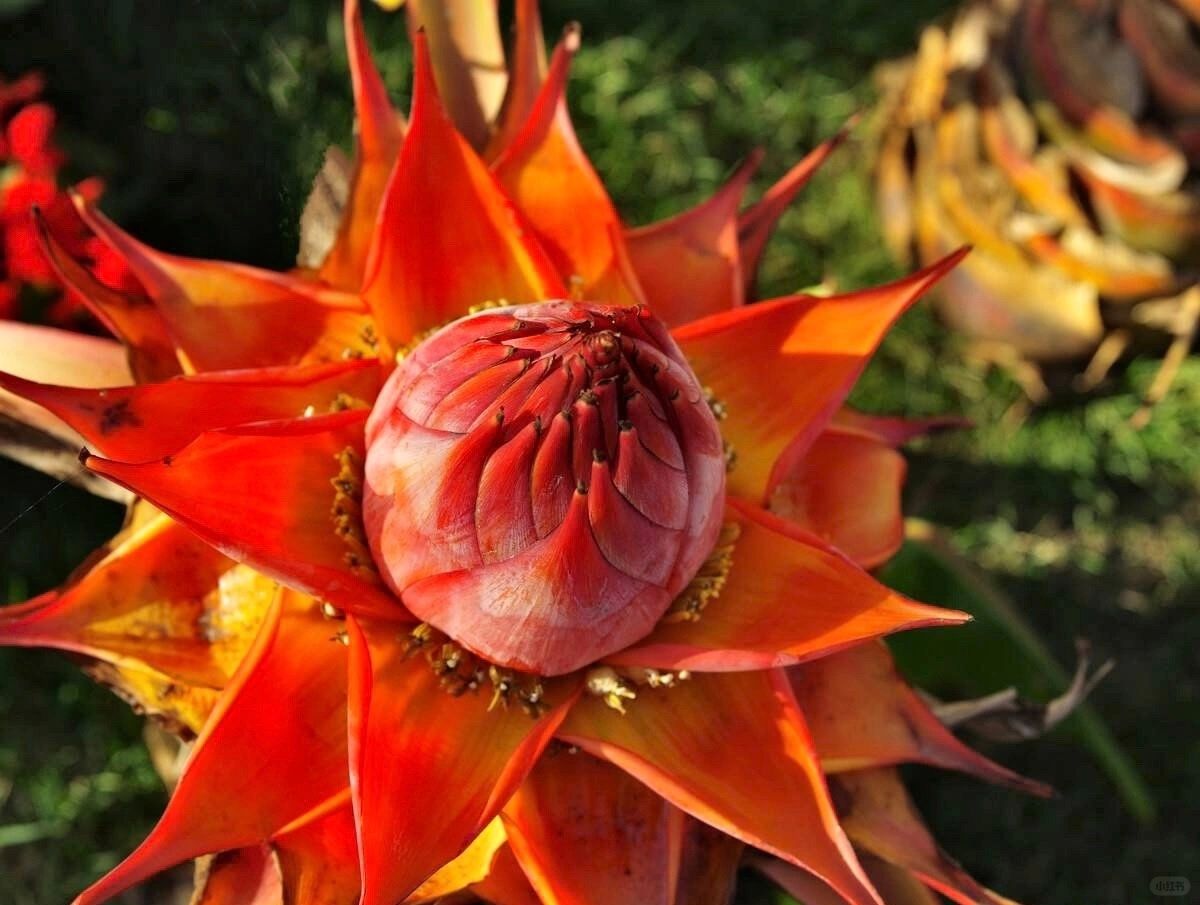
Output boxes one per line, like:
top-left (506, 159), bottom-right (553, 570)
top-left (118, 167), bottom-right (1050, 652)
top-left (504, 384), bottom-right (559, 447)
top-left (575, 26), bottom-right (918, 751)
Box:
top-left (297, 146), bottom-right (352, 271)
top-left (928, 639), bottom-right (1115, 742)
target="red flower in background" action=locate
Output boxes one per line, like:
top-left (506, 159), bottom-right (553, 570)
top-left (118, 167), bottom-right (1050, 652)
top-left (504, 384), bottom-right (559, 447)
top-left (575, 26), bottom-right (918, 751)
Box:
top-left (0, 71), bottom-right (134, 326)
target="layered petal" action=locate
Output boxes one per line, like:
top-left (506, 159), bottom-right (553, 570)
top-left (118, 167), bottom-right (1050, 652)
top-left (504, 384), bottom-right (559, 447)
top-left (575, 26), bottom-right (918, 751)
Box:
top-left (192, 848), bottom-right (283, 905)
top-left (502, 750), bottom-right (681, 905)
top-left (625, 152), bottom-right (761, 326)
top-left (347, 616), bottom-right (580, 905)
top-left (751, 859), bottom-right (850, 905)
top-left (0, 359), bottom-right (383, 462)
top-left (832, 769), bottom-right (1021, 905)
top-left (790, 640), bottom-right (1051, 795)
top-left (471, 843), bottom-right (543, 905)
top-left (674, 818), bottom-right (744, 905)
top-left (0, 507), bottom-right (270, 731)
top-left (272, 793), bottom-right (360, 905)
top-left (738, 124), bottom-right (853, 298)
top-left (608, 500), bottom-right (967, 672)
top-left (82, 659), bottom-right (220, 738)
top-left (408, 819), bottom-right (510, 903)
top-left (491, 29), bottom-right (644, 305)
top-left (830, 409), bottom-right (967, 447)
top-left (768, 425), bottom-right (907, 569)
top-left (673, 249), bottom-right (967, 501)
top-left (35, 210), bottom-right (179, 382)
top-left (76, 199), bottom-right (379, 371)
top-left (314, 0), bottom-right (407, 291)
top-left (75, 592), bottom-right (350, 905)
top-left (362, 33), bottom-right (564, 348)
top-left (558, 669), bottom-right (883, 905)
top-left (753, 856), bottom-right (944, 905)
top-left (0, 320), bottom-right (132, 499)
top-left (82, 410), bottom-right (403, 618)
top-left (0, 320), bottom-right (130, 387)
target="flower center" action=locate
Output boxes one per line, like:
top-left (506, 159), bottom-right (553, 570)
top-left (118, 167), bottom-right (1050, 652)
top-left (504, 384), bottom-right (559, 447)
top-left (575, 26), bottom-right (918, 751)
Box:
top-left (363, 301), bottom-right (726, 675)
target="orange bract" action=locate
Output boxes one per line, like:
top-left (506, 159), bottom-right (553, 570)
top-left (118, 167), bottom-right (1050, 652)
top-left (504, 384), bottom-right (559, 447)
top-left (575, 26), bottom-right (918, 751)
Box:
top-left (0, 3), bottom-right (1042, 905)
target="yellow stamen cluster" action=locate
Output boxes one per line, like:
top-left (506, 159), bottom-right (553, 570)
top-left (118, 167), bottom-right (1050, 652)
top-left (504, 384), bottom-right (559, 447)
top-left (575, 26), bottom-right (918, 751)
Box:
top-left (403, 622), bottom-right (548, 718)
top-left (702, 385), bottom-right (736, 471)
top-left (340, 323), bottom-right (381, 361)
top-left (663, 521), bottom-right (740, 624)
top-left (466, 298), bottom-right (509, 315)
top-left (584, 665), bottom-right (692, 713)
top-left (330, 447), bottom-right (378, 581)
top-left (329, 392), bottom-right (369, 413)
top-left (722, 440), bottom-right (737, 472)
top-left (703, 386), bottom-right (728, 421)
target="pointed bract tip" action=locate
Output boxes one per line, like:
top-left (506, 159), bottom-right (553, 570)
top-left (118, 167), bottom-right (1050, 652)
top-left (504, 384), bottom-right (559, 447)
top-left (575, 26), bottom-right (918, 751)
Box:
top-left (67, 186), bottom-right (89, 214)
top-left (562, 22), bottom-right (583, 53)
top-left (918, 245), bottom-right (971, 284)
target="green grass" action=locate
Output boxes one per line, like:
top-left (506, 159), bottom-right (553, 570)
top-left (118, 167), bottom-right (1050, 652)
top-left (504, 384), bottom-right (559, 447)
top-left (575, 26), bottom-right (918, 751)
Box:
top-left (2, 0), bottom-right (1199, 902)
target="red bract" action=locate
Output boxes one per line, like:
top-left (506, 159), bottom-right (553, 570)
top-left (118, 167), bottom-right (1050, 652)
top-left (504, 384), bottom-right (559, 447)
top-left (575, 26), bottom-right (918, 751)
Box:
top-left (0, 3), bottom-right (1053, 905)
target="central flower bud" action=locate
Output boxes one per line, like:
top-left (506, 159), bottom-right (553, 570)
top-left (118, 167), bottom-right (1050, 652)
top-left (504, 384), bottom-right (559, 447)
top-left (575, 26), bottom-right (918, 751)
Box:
top-left (364, 302), bottom-right (726, 675)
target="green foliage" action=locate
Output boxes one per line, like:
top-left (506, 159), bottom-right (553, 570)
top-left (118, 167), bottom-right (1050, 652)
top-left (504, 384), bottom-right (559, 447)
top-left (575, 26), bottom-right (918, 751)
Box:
top-left (2, 1), bottom-right (1198, 903)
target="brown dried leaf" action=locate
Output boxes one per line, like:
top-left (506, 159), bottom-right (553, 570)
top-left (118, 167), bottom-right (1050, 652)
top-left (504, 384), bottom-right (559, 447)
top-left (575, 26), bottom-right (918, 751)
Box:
top-left (929, 639), bottom-right (1114, 742)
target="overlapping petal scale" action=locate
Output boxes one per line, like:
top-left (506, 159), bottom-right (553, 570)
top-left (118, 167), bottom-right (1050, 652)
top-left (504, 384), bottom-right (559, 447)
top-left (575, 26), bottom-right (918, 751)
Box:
top-left (364, 302), bottom-right (726, 675)
top-left (558, 669), bottom-right (883, 905)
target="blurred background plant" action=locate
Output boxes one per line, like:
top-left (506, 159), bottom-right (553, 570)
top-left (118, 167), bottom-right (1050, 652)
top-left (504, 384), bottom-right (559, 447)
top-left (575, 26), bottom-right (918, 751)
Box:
top-left (0, 67), bottom-right (134, 330)
top-left (875, 0), bottom-right (1200, 419)
top-left (0, 0), bottom-right (1196, 903)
